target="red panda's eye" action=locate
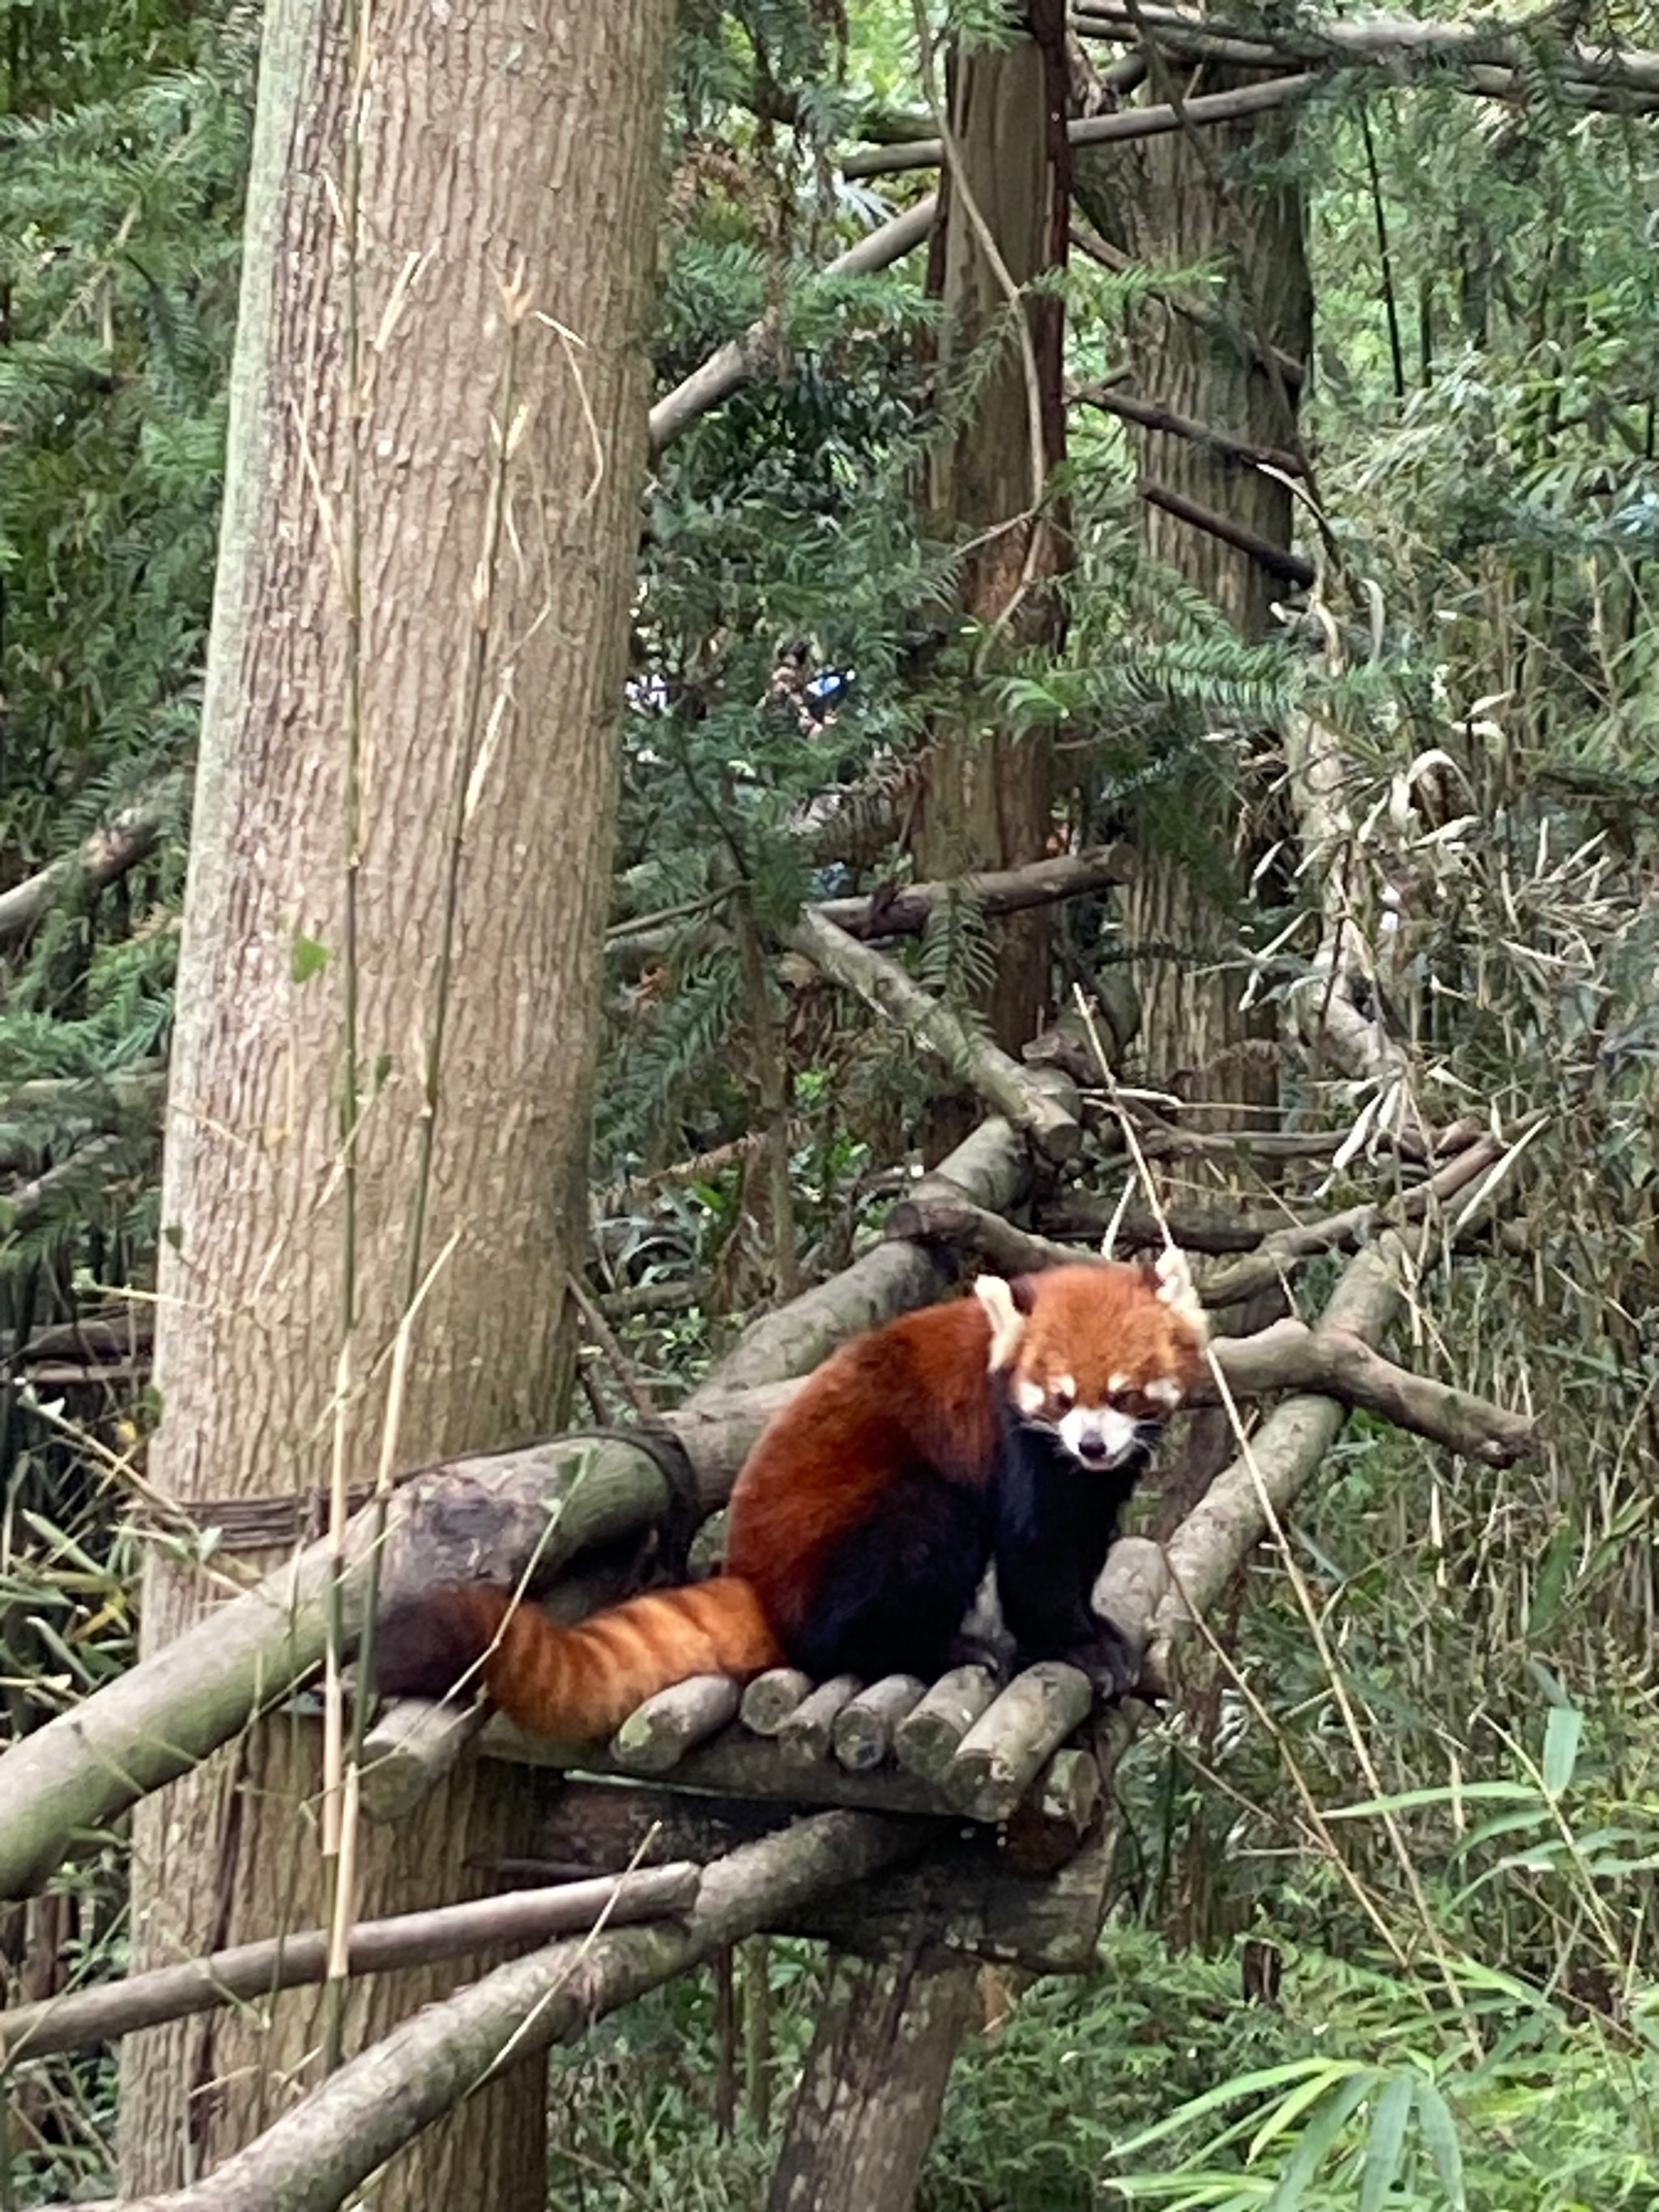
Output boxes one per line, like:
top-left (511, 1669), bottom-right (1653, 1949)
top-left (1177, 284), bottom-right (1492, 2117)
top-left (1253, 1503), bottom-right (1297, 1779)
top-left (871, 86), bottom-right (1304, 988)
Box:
top-left (1050, 1384), bottom-right (1073, 1415)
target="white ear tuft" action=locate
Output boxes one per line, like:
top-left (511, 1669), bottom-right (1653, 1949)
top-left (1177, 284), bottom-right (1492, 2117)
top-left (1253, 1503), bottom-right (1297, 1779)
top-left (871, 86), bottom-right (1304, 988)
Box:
top-left (973, 1275), bottom-right (1026, 1373)
top-left (1154, 1246), bottom-right (1208, 1341)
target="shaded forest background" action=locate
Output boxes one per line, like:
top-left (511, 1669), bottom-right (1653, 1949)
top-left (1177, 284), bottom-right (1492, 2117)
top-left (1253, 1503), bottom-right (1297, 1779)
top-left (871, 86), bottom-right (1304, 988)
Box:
top-left (2, 0), bottom-right (1657, 2204)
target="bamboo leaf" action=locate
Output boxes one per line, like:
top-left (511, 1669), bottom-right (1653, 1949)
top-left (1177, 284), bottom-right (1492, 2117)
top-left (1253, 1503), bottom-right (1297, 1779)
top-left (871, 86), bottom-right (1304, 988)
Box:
top-left (1357, 2074), bottom-right (1414, 2212)
top-left (1411, 2082), bottom-right (1466, 2209)
top-left (1262, 2071), bottom-right (1376, 2210)
top-left (1542, 1705), bottom-right (1584, 1796)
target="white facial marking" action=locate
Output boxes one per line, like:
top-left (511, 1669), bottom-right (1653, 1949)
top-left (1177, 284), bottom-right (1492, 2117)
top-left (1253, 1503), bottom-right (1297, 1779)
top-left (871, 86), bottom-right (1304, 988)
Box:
top-left (1058, 1403), bottom-right (1141, 1470)
top-left (1107, 1372), bottom-right (1128, 1394)
top-left (974, 1275), bottom-right (1026, 1373)
top-left (1012, 1375), bottom-right (1046, 1418)
top-left (1055, 1373), bottom-right (1076, 1403)
top-left (1145, 1375), bottom-right (1183, 1409)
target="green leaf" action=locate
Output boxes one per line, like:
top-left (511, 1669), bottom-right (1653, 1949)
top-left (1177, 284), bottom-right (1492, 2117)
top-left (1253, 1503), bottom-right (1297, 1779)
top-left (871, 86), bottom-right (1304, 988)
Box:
top-left (1111, 2060), bottom-right (1346, 2161)
top-left (1247, 2063), bottom-right (1365, 2165)
top-left (1262, 2072), bottom-right (1375, 2210)
top-left (1542, 1704), bottom-right (1584, 1796)
top-left (1325, 1782), bottom-right (1538, 1820)
top-left (1357, 2074), bottom-right (1414, 2212)
top-left (291, 932), bottom-right (331, 984)
top-left (1411, 2082), bottom-right (1466, 2209)
top-left (1528, 1518), bottom-right (1577, 1634)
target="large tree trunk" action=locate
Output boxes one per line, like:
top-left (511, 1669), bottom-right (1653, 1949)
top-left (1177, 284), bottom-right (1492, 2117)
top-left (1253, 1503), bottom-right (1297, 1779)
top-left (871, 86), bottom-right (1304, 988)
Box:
top-left (1074, 80), bottom-right (1311, 1514)
top-left (914, 1), bottom-right (1070, 1079)
top-left (1075, 73), bottom-right (1311, 1105)
top-left (120, 1), bottom-right (674, 2203)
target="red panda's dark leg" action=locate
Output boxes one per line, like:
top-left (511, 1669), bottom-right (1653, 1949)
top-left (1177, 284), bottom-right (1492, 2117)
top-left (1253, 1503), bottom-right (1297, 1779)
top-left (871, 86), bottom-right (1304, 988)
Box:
top-left (992, 1424), bottom-right (1149, 1696)
top-left (779, 1470), bottom-right (992, 1684)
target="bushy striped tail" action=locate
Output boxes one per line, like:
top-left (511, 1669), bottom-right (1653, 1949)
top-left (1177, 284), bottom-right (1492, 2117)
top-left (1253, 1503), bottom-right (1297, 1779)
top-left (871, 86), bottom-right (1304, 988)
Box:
top-left (373, 1576), bottom-right (783, 1744)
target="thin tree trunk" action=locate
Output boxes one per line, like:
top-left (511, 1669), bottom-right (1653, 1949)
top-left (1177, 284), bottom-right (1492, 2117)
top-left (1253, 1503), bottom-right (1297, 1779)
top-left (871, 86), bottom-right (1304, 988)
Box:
top-left (120, 1), bottom-right (675, 2204)
top-left (1074, 71), bottom-right (1311, 1105)
top-left (766, 1947), bottom-right (980, 2212)
top-left (914, 2), bottom-right (1071, 1078)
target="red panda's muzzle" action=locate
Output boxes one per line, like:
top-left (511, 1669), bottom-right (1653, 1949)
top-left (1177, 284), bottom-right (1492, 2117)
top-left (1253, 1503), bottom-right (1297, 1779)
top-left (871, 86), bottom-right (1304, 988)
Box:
top-left (1056, 1403), bottom-right (1149, 1470)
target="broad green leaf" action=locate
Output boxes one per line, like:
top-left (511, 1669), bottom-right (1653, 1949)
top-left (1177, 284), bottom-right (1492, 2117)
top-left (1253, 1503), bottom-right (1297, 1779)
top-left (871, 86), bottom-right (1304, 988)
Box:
top-left (291, 931), bottom-right (330, 984)
top-left (1325, 1782), bottom-right (1538, 1820)
top-left (1528, 1518), bottom-right (1577, 1634)
top-left (1412, 2082), bottom-right (1466, 2208)
top-left (1450, 1806), bottom-right (1552, 1856)
top-left (1262, 2072), bottom-right (1376, 2211)
top-left (1111, 2060), bottom-right (1346, 2161)
top-left (1358, 2074), bottom-right (1415, 2212)
top-left (1247, 2063), bottom-right (1366, 2165)
top-left (1542, 1703), bottom-right (1584, 1796)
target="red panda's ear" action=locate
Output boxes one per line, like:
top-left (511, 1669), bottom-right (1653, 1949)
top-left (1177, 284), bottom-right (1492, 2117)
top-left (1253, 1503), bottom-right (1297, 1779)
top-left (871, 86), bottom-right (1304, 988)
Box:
top-left (1153, 1245), bottom-right (1208, 1339)
top-left (972, 1276), bottom-right (1027, 1373)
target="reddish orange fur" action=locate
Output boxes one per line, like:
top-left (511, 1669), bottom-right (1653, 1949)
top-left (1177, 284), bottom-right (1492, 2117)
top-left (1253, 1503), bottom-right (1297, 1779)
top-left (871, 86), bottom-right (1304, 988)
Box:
top-left (723, 1292), bottom-right (1000, 1646)
top-left (1009, 1264), bottom-right (1205, 1407)
top-left (376, 1577), bottom-right (784, 1744)
top-left (374, 1263), bottom-right (1200, 1740)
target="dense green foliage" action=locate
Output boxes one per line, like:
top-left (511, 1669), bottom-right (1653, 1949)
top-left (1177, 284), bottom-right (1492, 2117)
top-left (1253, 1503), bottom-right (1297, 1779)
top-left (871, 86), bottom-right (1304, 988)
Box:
top-left (4, 0), bottom-right (1659, 2204)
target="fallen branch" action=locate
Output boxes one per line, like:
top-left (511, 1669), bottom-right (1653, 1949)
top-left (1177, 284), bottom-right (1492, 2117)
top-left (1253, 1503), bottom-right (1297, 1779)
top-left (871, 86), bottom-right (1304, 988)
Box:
top-left (0, 1063), bottom-right (167, 1174)
top-left (1282, 706), bottom-right (1413, 1091)
top-left (787, 907), bottom-right (1081, 1163)
top-left (1209, 1319), bottom-right (1531, 1465)
top-left (1149, 1121), bottom-right (1543, 1679)
top-left (812, 843), bottom-right (1135, 939)
top-left (607, 845), bottom-right (1133, 973)
top-left (685, 1109), bottom-right (1031, 1393)
top-left (893, 1143), bottom-right (1512, 1309)
top-left (1072, 381), bottom-right (1307, 478)
top-left (841, 73), bottom-right (1321, 176)
top-left (0, 775), bottom-right (186, 948)
top-left (649, 198), bottom-right (936, 455)
top-left (1139, 480), bottom-right (1317, 590)
top-left (883, 1141), bottom-right (1533, 1464)
top-left (2, 1137), bottom-right (148, 1238)
top-left (0, 1868), bottom-right (698, 2063)
top-left (0, 1412), bottom-right (774, 1902)
top-left (52, 1815), bottom-right (914, 2212)
top-left (1071, 2), bottom-right (1659, 110)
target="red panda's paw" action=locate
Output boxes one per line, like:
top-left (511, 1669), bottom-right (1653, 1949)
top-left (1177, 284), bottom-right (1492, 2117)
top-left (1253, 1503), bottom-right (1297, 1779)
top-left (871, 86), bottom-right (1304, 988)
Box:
top-left (944, 1629), bottom-right (1015, 1685)
top-left (371, 1585), bottom-right (511, 1706)
top-left (1065, 1619), bottom-right (1144, 1703)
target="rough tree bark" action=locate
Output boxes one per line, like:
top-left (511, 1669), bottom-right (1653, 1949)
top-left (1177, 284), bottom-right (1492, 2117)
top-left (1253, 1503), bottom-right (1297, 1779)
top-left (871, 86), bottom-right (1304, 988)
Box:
top-left (1073, 71), bottom-right (1311, 1109)
top-left (1073, 70), bottom-right (1312, 1519)
top-left (766, 1948), bottom-right (982, 2212)
top-left (913, 0), bottom-right (1072, 1076)
top-left (120, 1), bottom-right (675, 2204)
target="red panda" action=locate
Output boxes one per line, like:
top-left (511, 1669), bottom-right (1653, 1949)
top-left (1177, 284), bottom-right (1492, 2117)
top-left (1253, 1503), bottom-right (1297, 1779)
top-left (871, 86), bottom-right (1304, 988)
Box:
top-left (372, 1255), bottom-right (1208, 1742)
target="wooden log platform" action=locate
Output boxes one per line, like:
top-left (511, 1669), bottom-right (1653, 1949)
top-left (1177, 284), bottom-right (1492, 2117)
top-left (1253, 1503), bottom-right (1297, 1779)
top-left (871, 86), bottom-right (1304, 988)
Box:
top-left (473, 1650), bottom-right (1115, 1877)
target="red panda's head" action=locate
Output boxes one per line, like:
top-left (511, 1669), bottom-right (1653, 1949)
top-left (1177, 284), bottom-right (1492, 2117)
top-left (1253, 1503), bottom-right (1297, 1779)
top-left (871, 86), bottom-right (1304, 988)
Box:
top-left (974, 1255), bottom-right (1207, 1471)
